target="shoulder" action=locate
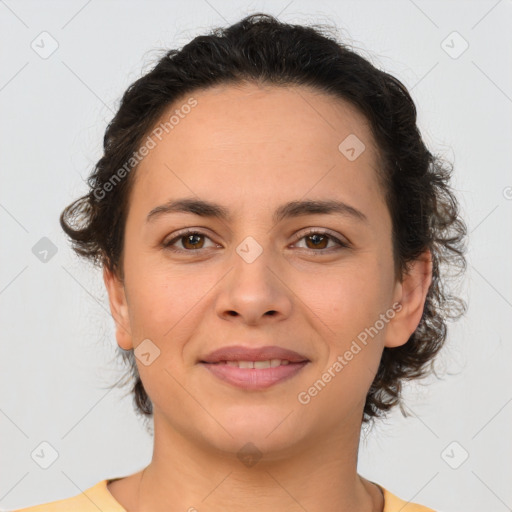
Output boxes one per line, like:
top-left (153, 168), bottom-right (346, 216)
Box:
top-left (381, 485), bottom-right (437, 511)
top-left (12, 480), bottom-right (126, 512)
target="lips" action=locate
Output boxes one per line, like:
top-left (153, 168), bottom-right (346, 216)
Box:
top-left (199, 345), bottom-right (309, 364)
top-left (199, 345), bottom-right (310, 390)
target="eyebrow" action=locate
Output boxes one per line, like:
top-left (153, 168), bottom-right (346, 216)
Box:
top-left (146, 197), bottom-right (368, 225)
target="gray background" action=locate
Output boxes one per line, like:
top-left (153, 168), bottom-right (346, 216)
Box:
top-left (1, 1), bottom-right (511, 511)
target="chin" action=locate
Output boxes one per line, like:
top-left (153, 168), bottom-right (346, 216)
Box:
top-left (208, 406), bottom-right (310, 457)
top-left (207, 432), bottom-right (305, 466)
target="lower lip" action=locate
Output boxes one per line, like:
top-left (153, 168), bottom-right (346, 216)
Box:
top-left (200, 362), bottom-right (309, 390)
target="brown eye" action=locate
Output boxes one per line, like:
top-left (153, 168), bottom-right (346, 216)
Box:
top-left (304, 233), bottom-right (329, 250)
top-left (293, 229), bottom-right (349, 252)
top-left (163, 230), bottom-right (216, 252)
top-left (181, 233), bottom-right (205, 250)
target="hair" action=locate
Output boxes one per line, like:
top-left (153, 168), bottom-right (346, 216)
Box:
top-left (60, 13), bottom-right (467, 425)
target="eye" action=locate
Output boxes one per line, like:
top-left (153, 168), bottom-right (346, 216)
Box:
top-left (163, 230), bottom-right (218, 252)
top-left (291, 229), bottom-right (350, 252)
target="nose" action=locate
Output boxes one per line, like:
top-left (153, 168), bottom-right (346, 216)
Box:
top-left (215, 241), bottom-right (292, 326)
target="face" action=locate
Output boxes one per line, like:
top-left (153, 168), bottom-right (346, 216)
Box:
top-left (105, 82), bottom-right (430, 458)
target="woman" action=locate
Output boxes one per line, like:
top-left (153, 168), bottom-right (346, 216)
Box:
top-left (16, 13), bottom-right (466, 512)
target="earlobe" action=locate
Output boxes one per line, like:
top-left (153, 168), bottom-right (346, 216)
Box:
top-left (383, 249), bottom-right (433, 349)
top-left (102, 266), bottom-right (133, 351)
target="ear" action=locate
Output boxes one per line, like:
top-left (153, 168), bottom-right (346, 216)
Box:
top-left (383, 249), bottom-right (433, 348)
top-left (103, 266), bottom-right (133, 350)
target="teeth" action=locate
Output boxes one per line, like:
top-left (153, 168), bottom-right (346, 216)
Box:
top-left (220, 359), bottom-right (293, 368)
top-left (254, 360), bottom-right (270, 369)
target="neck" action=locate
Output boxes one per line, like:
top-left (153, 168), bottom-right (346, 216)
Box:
top-left (134, 412), bottom-right (381, 512)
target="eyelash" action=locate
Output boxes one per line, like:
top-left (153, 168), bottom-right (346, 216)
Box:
top-left (162, 228), bottom-right (350, 254)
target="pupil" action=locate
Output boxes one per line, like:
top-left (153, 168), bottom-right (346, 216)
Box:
top-left (186, 234), bottom-right (202, 248)
top-left (308, 234), bottom-right (327, 249)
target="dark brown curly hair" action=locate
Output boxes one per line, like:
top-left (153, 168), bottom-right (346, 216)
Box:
top-left (60, 13), bottom-right (467, 425)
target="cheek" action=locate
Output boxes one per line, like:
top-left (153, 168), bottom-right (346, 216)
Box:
top-left (124, 243), bottom-right (213, 335)
top-left (305, 260), bottom-right (391, 336)
top-left (303, 271), bottom-right (391, 409)
top-left (306, 259), bottom-right (393, 397)
top-left (127, 276), bottom-right (208, 341)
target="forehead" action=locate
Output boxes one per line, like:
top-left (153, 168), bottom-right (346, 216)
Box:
top-left (130, 82), bottom-right (387, 223)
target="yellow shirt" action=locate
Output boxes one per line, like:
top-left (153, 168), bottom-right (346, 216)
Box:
top-left (13, 479), bottom-right (436, 511)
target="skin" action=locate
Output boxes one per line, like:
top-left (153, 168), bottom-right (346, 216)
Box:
top-left (103, 82), bottom-right (432, 512)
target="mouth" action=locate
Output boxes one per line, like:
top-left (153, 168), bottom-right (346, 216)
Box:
top-left (199, 360), bottom-right (309, 390)
top-left (198, 345), bottom-right (310, 390)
